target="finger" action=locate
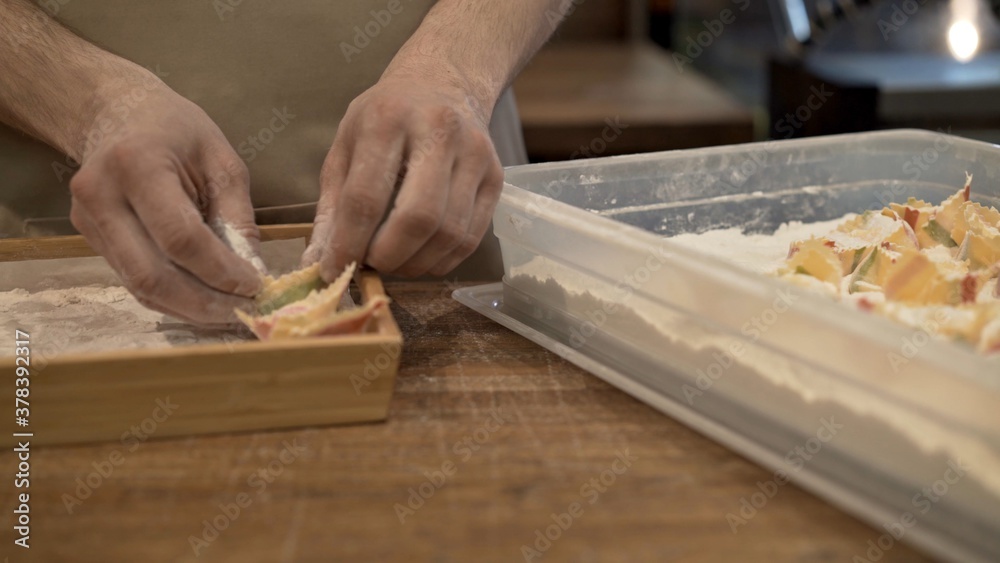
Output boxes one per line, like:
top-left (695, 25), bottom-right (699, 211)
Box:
top-left (301, 157), bottom-right (344, 270)
top-left (84, 197), bottom-right (256, 324)
top-left (366, 136), bottom-right (456, 273)
top-left (72, 202), bottom-right (223, 324)
top-left (301, 210), bottom-right (330, 269)
top-left (75, 205), bottom-right (223, 324)
top-left (202, 157), bottom-right (267, 274)
top-left (389, 156), bottom-right (482, 277)
top-left (70, 198), bottom-right (127, 284)
top-left (319, 130), bottom-right (406, 280)
top-left (70, 195), bottom-right (112, 259)
top-left (427, 164), bottom-right (504, 276)
top-left (126, 167), bottom-right (262, 297)
top-left (303, 134), bottom-right (352, 270)
top-left (70, 180), bottom-right (146, 288)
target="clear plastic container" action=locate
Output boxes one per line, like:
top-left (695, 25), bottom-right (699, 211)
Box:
top-left (491, 130), bottom-right (1000, 562)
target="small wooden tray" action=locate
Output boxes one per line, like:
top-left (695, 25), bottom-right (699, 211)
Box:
top-left (0, 225), bottom-right (401, 446)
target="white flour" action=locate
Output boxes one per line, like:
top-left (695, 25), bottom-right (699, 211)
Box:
top-left (0, 238), bottom-right (304, 358)
top-left (212, 218), bottom-right (267, 274)
top-left (0, 285), bottom-right (245, 357)
top-left (507, 218), bottom-right (1000, 500)
top-left (665, 217), bottom-right (852, 275)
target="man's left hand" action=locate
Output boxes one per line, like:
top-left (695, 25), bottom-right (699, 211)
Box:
top-left (304, 70), bottom-right (504, 279)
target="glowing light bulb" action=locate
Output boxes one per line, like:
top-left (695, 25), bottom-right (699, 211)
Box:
top-left (947, 20), bottom-right (980, 62)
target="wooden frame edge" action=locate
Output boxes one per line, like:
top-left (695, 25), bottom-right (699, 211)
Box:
top-left (0, 223), bottom-right (315, 262)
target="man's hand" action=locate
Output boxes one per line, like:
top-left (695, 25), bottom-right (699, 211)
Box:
top-left (69, 81), bottom-right (263, 325)
top-left (304, 70), bottom-right (503, 279)
top-left (304, 0), bottom-right (574, 280)
top-left (0, 1), bottom-right (262, 325)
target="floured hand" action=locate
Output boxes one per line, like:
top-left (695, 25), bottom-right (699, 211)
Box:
top-left (303, 69), bottom-right (504, 280)
top-left (68, 76), bottom-right (263, 325)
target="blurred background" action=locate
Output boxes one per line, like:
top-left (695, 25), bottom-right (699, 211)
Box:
top-left (513, 0), bottom-right (1000, 162)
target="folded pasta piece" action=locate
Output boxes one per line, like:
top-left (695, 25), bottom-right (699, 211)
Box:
top-left (933, 173), bottom-right (973, 236)
top-left (236, 262), bottom-right (390, 340)
top-left (254, 263), bottom-right (328, 315)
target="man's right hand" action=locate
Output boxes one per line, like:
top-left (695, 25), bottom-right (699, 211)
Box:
top-left (68, 77), bottom-right (264, 325)
top-left (0, 2), bottom-right (263, 325)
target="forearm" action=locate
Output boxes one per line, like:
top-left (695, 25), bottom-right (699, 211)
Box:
top-left (0, 0), bottom-right (156, 161)
top-left (385, 0), bottom-right (571, 120)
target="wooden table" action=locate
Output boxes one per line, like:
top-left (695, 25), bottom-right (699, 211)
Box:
top-left (1, 282), bottom-right (931, 562)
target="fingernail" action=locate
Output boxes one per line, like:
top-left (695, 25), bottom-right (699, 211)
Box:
top-left (300, 242), bottom-right (321, 268)
top-left (233, 298), bottom-right (258, 316)
top-left (321, 256), bottom-right (343, 284)
top-left (321, 265), bottom-right (337, 284)
top-left (236, 267), bottom-right (264, 297)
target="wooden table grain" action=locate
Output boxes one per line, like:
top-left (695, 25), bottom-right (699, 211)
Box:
top-left (1, 282), bottom-right (931, 563)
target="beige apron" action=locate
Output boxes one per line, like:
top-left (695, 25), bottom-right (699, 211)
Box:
top-left (0, 1), bottom-right (526, 279)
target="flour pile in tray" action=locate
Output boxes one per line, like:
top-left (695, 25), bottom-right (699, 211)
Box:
top-left (0, 284), bottom-right (250, 356)
top-left (0, 238), bottom-right (304, 356)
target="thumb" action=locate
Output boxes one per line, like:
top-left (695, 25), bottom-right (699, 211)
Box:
top-left (300, 221), bottom-right (328, 270)
top-left (204, 156), bottom-right (267, 275)
top-left (301, 188), bottom-right (341, 281)
top-left (211, 218), bottom-right (267, 275)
